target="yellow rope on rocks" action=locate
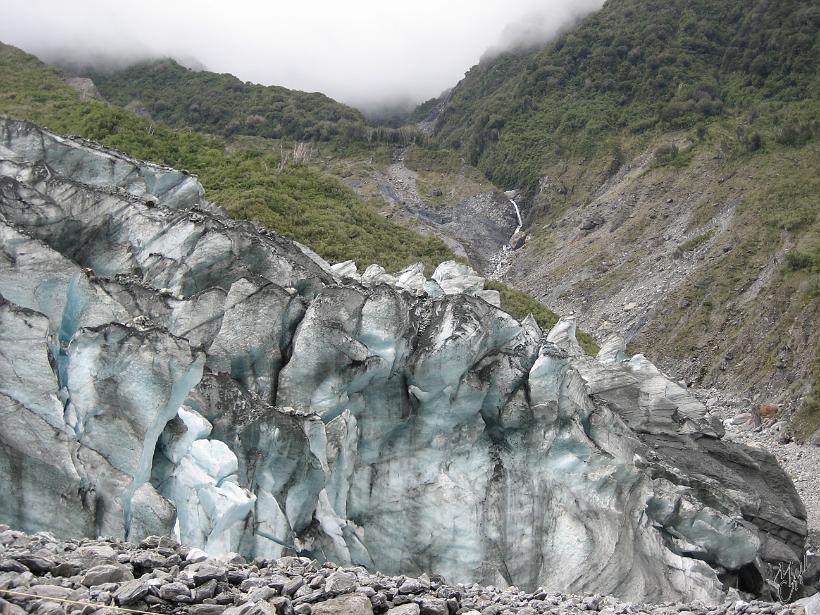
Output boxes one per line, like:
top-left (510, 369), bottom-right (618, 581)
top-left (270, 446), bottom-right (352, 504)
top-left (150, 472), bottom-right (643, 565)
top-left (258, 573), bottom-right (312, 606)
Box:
top-left (0, 588), bottom-right (159, 615)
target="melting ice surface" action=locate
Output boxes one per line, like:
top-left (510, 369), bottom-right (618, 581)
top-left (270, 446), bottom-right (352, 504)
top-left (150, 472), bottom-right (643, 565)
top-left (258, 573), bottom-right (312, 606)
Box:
top-left (0, 118), bottom-right (808, 603)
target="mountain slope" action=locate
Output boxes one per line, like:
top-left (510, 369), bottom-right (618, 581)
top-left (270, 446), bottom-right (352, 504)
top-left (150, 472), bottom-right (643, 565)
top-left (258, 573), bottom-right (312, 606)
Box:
top-left (434, 0), bottom-right (819, 189)
top-left (0, 42), bottom-right (454, 271)
top-left (76, 59), bottom-right (526, 273)
top-left (86, 58), bottom-right (370, 142)
top-left (426, 0), bottom-right (820, 439)
top-left (1, 42), bottom-right (601, 349)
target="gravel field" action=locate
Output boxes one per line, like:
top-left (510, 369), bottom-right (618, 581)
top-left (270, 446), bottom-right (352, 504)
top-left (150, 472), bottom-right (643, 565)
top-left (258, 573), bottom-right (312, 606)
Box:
top-left (0, 529), bottom-right (815, 615)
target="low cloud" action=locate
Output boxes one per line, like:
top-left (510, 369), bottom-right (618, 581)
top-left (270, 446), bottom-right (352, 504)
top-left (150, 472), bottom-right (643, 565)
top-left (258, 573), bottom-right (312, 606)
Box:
top-left (0, 0), bottom-right (604, 110)
top-left (484, 0), bottom-right (604, 58)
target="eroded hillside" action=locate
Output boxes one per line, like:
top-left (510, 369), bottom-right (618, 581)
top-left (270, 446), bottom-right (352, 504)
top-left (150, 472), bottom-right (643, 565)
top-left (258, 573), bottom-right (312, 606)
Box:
top-left (423, 0), bottom-right (820, 439)
top-left (504, 130), bottom-right (819, 431)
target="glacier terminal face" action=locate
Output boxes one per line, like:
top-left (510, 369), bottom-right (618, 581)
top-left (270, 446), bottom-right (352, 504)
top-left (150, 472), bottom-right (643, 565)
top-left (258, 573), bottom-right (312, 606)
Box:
top-left (0, 118), bottom-right (807, 602)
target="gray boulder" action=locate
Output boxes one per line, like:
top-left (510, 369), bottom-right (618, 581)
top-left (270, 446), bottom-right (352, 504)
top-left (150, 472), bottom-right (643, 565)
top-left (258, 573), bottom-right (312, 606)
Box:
top-left (324, 571), bottom-right (357, 594)
top-left (81, 564), bottom-right (133, 586)
top-left (795, 592), bottom-right (820, 615)
top-left (312, 594), bottom-right (373, 615)
top-left (114, 580), bottom-right (151, 605)
top-left (159, 581), bottom-right (193, 602)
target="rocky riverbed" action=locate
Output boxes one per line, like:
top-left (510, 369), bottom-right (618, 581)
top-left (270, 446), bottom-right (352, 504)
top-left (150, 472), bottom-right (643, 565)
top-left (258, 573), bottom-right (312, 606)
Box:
top-left (0, 529), bottom-right (815, 615)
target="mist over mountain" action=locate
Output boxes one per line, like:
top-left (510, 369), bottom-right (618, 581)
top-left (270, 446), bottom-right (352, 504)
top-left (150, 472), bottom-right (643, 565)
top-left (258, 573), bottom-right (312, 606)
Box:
top-left (0, 0), bottom-right (603, 109)
top-left (481, 0), bottom-right (604, 59)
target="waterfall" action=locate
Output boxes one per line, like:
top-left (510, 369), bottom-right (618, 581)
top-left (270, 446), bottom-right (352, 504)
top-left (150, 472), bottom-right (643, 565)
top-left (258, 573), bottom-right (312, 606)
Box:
top-left (489, 197), bottom-right (524, 280)
top-left (510, 199), bottom-right (523, 236)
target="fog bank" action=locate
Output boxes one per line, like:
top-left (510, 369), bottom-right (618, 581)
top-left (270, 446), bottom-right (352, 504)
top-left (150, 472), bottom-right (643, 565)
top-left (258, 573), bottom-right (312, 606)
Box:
top-left (0, 0), bottom-right (604, 108)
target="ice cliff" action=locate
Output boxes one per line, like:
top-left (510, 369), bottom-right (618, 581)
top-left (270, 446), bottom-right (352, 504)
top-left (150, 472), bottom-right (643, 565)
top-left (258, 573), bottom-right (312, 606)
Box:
top-left (0, 118), bottom-right (807, 602)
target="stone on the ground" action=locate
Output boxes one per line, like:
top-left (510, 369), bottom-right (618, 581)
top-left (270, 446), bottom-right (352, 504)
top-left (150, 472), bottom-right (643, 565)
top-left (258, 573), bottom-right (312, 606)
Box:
top-left (312, 593), bottom-right (374, 615)
top-left (80, 564), bottom-right (133, 587)
top-left (324, 571), bottom-right (357, 594)
top-left (187, 548), bottom-right (210, 563)
top-left (114, 580), bottom-right (151, 605)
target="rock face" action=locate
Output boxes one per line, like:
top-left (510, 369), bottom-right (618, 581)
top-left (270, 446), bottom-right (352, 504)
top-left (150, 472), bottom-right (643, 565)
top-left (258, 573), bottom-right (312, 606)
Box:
top-left (63, 76), bottom-right (102, 100)
top-left (501, 144), bottom-right (819, 428)
top-left (368, 146), bottom-right (519, 275)
top-left (0, 118), bottom-right (808, 603)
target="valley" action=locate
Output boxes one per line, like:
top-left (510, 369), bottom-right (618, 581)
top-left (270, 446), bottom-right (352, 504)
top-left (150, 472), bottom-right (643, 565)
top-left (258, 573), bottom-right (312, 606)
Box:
top-left (0, 0), bottom-right (818, 609)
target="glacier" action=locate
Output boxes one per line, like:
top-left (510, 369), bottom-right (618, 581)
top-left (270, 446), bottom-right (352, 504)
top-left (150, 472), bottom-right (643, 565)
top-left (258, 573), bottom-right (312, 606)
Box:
top-left (0, 117), bottom-right (808, 602)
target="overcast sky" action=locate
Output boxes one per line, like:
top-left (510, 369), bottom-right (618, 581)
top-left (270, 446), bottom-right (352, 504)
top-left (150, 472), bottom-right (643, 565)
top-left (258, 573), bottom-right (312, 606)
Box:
top-left (0, 0), bottom-right (604, 110)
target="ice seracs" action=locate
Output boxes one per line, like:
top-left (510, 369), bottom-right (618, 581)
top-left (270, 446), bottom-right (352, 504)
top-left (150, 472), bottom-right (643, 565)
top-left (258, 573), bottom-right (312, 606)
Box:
top-left (0, 118), bottom-right (808, 602)
top-left (329, 258), bottom-right (501, 308)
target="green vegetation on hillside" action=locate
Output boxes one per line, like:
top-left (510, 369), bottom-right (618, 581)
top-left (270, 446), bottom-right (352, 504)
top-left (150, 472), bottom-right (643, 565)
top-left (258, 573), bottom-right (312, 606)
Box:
top-left (795, 347), bottom-right (820, 442)
top-left (86, 59), bottom-right (428, 148)
top-left (427, 0), bottom-right (819, 438)
top-left (0, 43), bottom-right (454, 271)
top-left (403, 146), bottom-right (465, 174)
top-left (435, 0), bottom-right (819, 190)
top-left (646, 130), bottom-right (819, 330)
top-left (89, 59), bottom-right (364, 141)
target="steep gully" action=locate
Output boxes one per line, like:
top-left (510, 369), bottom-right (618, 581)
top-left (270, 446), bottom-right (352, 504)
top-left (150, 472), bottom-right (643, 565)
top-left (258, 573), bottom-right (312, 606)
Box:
top-left (359, 147), bottom-right (518, 275)
top-left (489, 197), bottom-right (524, 280)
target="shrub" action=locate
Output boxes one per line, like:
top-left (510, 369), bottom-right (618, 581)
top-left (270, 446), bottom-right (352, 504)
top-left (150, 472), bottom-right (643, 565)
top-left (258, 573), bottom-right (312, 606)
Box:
top-left (654, 143), bottom-right (679, 158)
top-left (775, 122), bottom-right (816, 146)
top-left (785, 251), bottom-right (814, 271)
top-left (736, 125), bottom-right (763, 151)
top-left (748, 132), bottom-right (763, 150)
